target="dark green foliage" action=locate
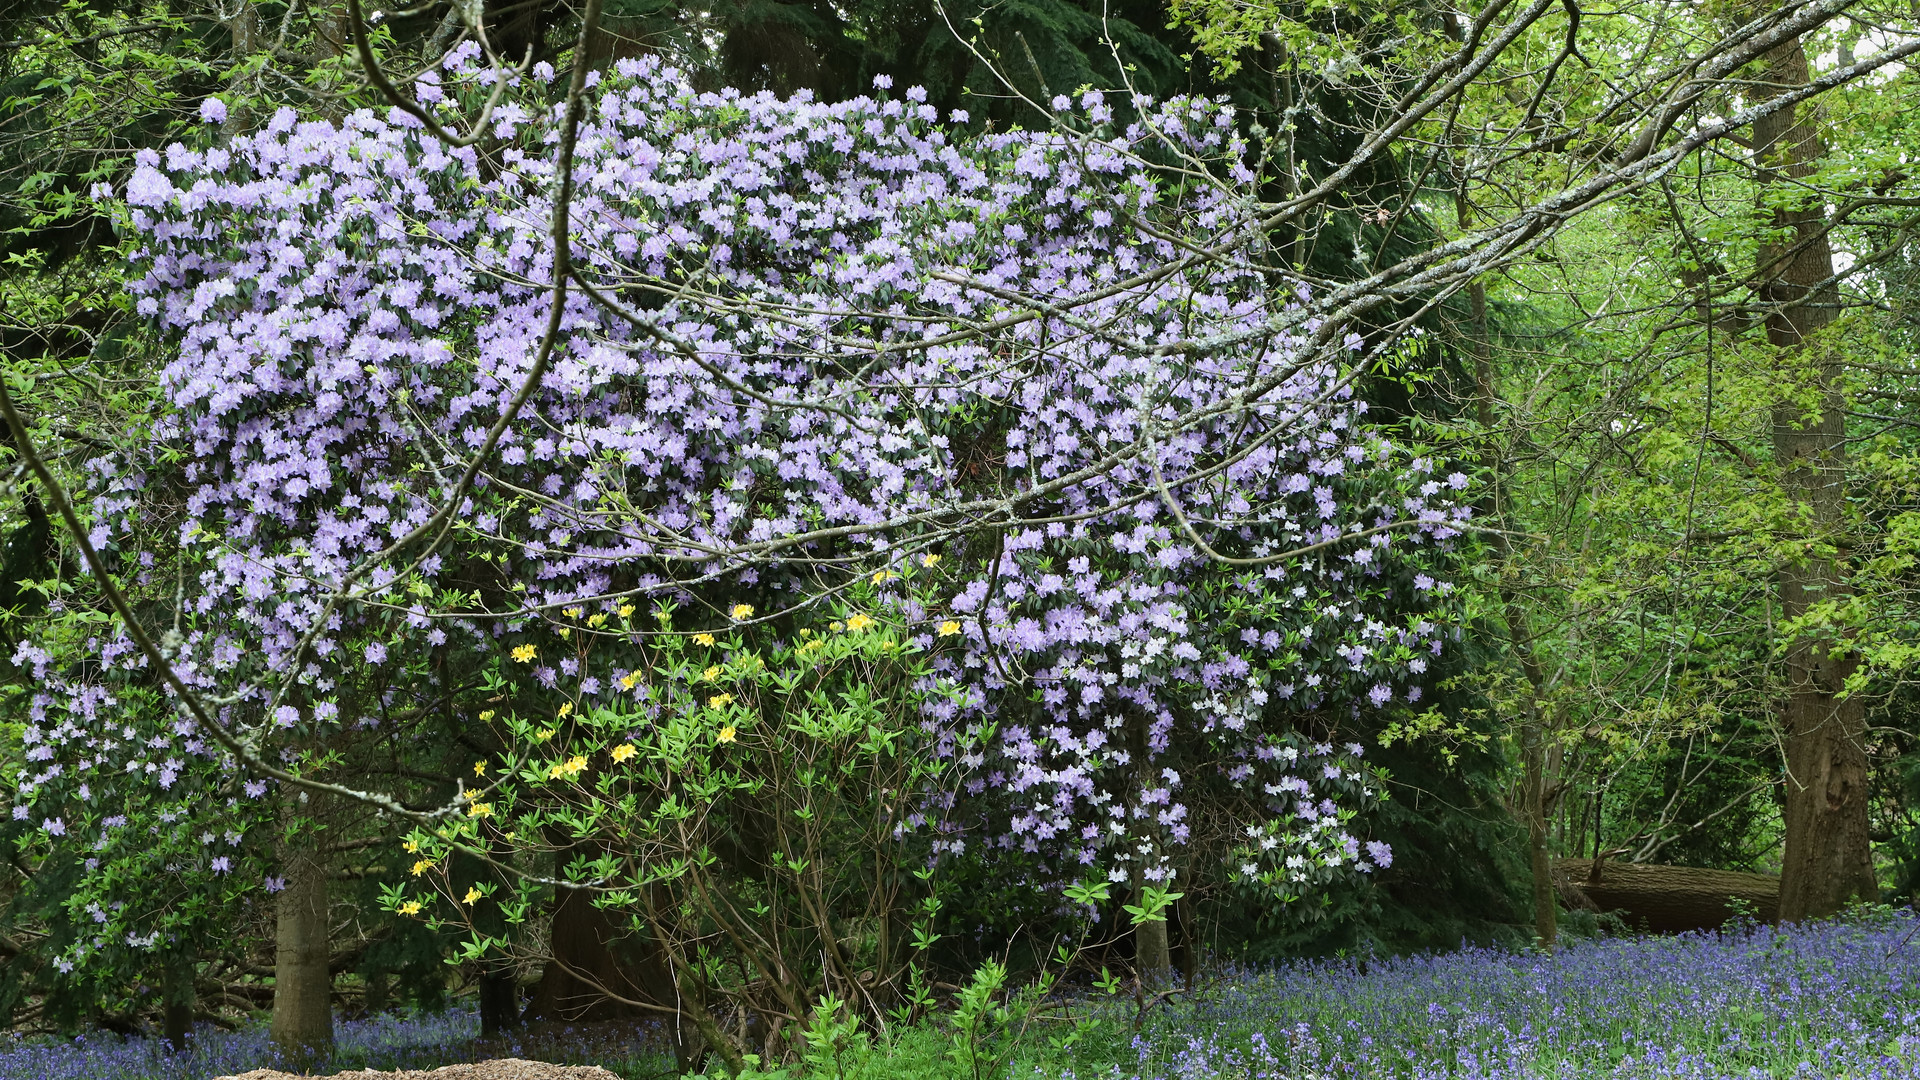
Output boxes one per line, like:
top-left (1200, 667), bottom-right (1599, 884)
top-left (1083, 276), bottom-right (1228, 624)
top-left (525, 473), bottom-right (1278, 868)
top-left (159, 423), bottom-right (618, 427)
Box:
top-left (1215, 631), bottom-right (1529, 961)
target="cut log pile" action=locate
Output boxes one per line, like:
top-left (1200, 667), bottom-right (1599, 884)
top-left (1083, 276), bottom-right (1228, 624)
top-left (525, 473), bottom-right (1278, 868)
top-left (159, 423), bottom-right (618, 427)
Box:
top-left (1556, 858), bottom-right (1780, 933)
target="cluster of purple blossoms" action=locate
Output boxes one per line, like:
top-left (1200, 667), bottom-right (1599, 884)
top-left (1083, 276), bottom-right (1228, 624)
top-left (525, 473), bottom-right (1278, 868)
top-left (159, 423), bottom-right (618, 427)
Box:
top-left (16, 49), bottom-right (1469, 970)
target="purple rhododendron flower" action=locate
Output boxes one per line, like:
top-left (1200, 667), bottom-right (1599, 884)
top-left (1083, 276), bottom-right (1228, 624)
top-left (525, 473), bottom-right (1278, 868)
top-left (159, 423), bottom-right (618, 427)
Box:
top-left (19, 54), bottom-right (1468, 953)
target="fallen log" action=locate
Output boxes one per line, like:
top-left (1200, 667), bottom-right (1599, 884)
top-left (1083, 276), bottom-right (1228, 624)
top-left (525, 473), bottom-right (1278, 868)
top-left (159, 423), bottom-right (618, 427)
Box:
top-left (1557, 858), bottom-right (1779, 933)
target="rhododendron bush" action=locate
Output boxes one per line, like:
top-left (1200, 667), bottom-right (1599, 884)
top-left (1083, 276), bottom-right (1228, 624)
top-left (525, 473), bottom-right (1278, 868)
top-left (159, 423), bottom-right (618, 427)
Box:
top-left (14, 48), bottom-right (1469, 1014)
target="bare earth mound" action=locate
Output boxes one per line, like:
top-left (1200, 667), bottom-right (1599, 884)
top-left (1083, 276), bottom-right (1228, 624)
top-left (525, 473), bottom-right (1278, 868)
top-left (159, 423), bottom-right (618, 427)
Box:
top-left (211, 1060), bottom-right (626, 1080)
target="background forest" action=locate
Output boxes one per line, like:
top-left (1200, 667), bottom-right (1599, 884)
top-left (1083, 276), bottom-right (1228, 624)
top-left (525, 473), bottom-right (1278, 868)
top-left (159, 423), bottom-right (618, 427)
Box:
top-left (3, 0), bottom-right (1920, 1077)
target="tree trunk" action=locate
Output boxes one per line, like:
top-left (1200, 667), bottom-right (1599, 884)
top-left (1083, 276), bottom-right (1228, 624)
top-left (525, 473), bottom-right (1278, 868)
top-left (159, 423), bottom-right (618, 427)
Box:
top-left (1463, 271), bottom-right (1559, 951)
top-left (1750, 31), bottom-right (1878, 922)
top-left (272, 828), bottom-right (333, 1068)
top-left (452, 844), bottom-right (521, 1037)
top-left (1174, 892), bottom-right (1198, 988)
top-left (1560, 858), bottom-right (1780, 932)
top-left (1520, 718), bottom-right (1557, 948)
top-left (1129, 864), bottom-right (1173, 986)
top-left (1127, 709), bottom-right (1173, 986)
top-left (221, 3), bottom-right (260, 135)
top-left (161, 948), bottom-right (194, 1052)
top-left (528, 883), bottom-right (686, 1066)
top-left (363, 968), bottom-right (390, 1017)
top-left (479, 972), bottom-right (518, 1038)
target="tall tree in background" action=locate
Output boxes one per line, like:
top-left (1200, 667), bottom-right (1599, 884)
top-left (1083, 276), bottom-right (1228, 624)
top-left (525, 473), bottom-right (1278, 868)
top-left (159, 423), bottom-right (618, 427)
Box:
top-left (1750, 24), bottom-right (1878, 920)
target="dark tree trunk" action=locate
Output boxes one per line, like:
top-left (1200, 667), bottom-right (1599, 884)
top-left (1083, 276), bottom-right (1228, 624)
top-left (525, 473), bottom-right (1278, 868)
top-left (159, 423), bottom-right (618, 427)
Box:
top-left (161, 949), bottom-right (194, 1053)
top-left (1750, 32), bottom-right (1878, 922)
top-left (453, 844), bottom-right (521, 1037)
top-left (363, 968), bottom-right (390, 1017)
top-left (527, 884), bottom-right (685, 1062)
top-left (479, 972), bottom-right (519, 1037)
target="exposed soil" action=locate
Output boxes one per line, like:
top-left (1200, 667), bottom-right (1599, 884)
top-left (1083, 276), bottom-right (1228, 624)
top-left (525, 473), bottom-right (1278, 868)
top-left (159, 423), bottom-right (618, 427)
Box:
top-left (211, 1060), bottom-right (627, 1080)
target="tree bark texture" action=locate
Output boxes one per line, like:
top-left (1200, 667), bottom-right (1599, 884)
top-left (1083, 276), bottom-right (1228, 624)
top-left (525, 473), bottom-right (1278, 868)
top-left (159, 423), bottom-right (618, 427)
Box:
top-left (271, 828), bottom-right (333, 1067)
top-left (1751, 32), bottom-right (1878, 921)
top-left (528, 884), bottom-right (696, 1068)
top-left (1130, 865), bottom-right (1173, 986)
top-left (1127, 708), bottom-right (1173, 985)
top-left (451, 845), bottom-right (521, 1037)
top-left (1560, 858), bottom-right (1780, 932)
top-left (1464, 273), bottom-right (1559, 951)
top-left (1520, 717), bottom-right (1558, 948)
top-left (221, 2), bottom-right (260, 135)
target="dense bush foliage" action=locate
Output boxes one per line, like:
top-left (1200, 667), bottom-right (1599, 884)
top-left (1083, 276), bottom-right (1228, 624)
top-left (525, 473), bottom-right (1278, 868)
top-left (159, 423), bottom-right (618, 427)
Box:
top-left (7, 47), bottom-right (1467, 1056)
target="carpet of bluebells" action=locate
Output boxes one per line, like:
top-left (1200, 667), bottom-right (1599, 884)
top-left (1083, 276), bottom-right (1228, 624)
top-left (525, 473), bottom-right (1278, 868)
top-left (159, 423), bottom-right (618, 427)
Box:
top-left (1088, 911), bottom-right (1920, 1080)
top-left (0, 1009), bottom-right (670, 1080)
top-left (9, 913), bottom-right (1920, 1079)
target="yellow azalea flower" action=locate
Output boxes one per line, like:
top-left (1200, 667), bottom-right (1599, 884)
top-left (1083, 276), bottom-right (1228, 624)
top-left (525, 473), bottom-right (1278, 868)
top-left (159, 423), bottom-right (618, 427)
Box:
top-left (717, 725), bottom-right (737, 744)
top-left (798, 628), bottom-right (812, 637)
top-left (564, 606), bottom-right (582, 618)
top-left (938, 620), bottom-right (962, 637)
top-left (473, 761), bottom-right (486, 777)
top-left (410, 859), bottom-right (434, 877)
top-left (730, 603), bottom-right (754, 620)
top-left (403, 839), bottom-right (420, 853)
top-left (463, 886), bottom-right (483, 905)
top-left (922, 553), bottom-right (941, 568)
top-left (398, 900), bottom-right (423, 916)
top-left (558, 701), bottom-right (573, 719)
top-left (479, 709), bottom-right (496, 722)
top-left (535, 728), bottom-right (555, 741)
top-left (587, 612), bottom-right (607, 628)
top-left (546, 755), bottom-right (590, 780)
top-left (618, 603), bottom-right (636, 618)
top-left (619, 672), bottom-right (638, 690)
top-left (557, 627), bottom-right (570, 639)
top-left (510, 644), bottom-right (537, 663)
top-left (709, 693), bottom-right (734, 709)
top-left (467, 802), bottom-right (493, 818)
top-left (702, 665), bottom-right (721, 682)
top-left (845, 613), bottom-right (875, 632)
top-left (611, 743), bottom-right (637, 763)
top-left (693, 632), bottom-right (716, 647)
top-left (872, 569), bottom-right (896, 584)
top-left (830, 621), bottom-right (844, 632)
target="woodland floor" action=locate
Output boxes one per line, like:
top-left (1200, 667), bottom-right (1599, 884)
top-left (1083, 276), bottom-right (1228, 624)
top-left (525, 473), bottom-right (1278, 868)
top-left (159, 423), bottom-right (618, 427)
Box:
top-left (212, 1061), bottom-right (625, 1080)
